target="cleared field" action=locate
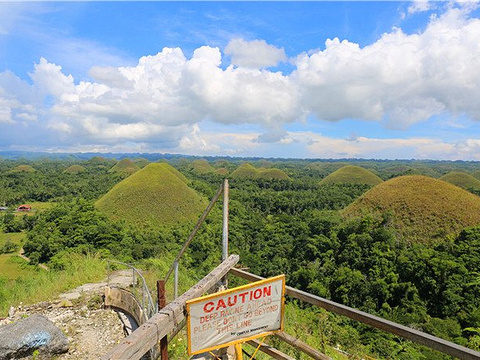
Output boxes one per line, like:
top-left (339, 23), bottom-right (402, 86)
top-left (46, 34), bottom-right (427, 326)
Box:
top-left (0, 232), bottom-right (32, 280)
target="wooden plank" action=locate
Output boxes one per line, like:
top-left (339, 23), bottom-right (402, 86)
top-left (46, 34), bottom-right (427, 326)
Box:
top-left (275, 331), bottom-right (331, 360)
top-left (246, 339), bottom-right (295, 360)
top-left (103, 254), bottom-right (239, 360)
top-left (230, 268), bottom-right (480, 360)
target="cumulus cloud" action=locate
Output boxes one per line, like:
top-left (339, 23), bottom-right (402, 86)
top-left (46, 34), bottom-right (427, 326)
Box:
top-left (225, 38), bottom-right (287, 68)
top-left (2, 3), bottom-right (480, 158)
top-left (293, 4), bottom-right (480, 129)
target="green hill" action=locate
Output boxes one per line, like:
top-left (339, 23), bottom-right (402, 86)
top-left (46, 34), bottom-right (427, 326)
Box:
top-left (191, 159), bottom-right (216, 174)
top-left (9, 165), bottom-right (35, 173)
top-left (109, 159), bottom-right (140, 176)
top-left (215, 168), bottom-right (229, 176)
top-left (96, 163), bottom-right (206, 226)
top-left (440, 172), bottom-right (480, 190)
top-left (320, 165), bottom-right (383, 186)
top-left (343, 175), bottom-right (480, 243)
top-left (133, 157), bottom-right (150, 168)
top-left (230, 163), bottom-right (258, 179)
top-left (472, 170), bottom-right (480, 180)
top-left (63, 165), bottom-right (86, 174)
top-left (257, 168), bottom-right (290, 180)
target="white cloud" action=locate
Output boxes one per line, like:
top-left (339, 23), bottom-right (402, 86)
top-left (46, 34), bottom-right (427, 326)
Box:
top-left (301, 132), bottom-right (480, 160)
top-left (225, 38), bottom-right (287, 69)
top-left (293, 5), bottom-right (480, 129)
top-left (408, 0), bottom-right (432, 15)
top-left (2, 3), bottom-right (480, 159)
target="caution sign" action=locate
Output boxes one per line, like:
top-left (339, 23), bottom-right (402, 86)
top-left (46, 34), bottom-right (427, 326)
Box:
top-left (186, 274), bottom-right (285, 355)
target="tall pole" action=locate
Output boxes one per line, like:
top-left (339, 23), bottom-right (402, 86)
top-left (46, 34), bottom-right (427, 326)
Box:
top-left (222, 179), bottom-right (229, 262)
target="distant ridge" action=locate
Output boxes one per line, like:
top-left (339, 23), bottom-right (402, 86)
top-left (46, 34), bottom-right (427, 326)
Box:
top-left (96, 163), bottom-right (207, 226)
top-left (440, 172), bottom-right (480, 190)
top-left (109, 159), bottom-right (140, 176)
top-left (320, 165), bottom-right (383, 186)
top-left (343, 175), bottom-right (480, 243)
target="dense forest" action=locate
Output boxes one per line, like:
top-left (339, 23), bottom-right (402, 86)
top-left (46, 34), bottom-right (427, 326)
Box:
top-left (1, 155), bottom-right (480, 359)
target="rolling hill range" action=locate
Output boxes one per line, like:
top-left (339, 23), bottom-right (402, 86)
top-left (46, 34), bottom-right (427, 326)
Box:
top-left (96, 163), bottom-right (207, 226)
top-left (343, 175), bottom-right (480, 242)
top-left (320, 165), bottom-right (383, 186)
top-left (440, 171), bottom-right (480, 190)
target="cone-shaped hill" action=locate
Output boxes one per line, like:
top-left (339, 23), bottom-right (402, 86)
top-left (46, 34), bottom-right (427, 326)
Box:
top-left (9, 165), bottom-right (35, 173)
top-left (63, 165), bottom-right (86, 174)
top-left (257, 168), bottom-right (290, 180)
top-left (343, 175), bottom-right (480, 243)
top-left (440, 172), bottom-right (480, 191)
top-left (230, 163), bottom-right (258, 179)
top-left (320, 165), bottom-right (383, 186)
top-left (191, 159), bottom-right (216, 174)
top-left (109, 159), bottom-right (140, 177)
top-left (230, 163), bottom-right (290, 180)
top-left (96, 163), bottom-right (207, 227)
top-left (133, 157), bottom-right (150, 168)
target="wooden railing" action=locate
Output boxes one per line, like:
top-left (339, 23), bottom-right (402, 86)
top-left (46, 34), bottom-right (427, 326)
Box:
top-left (230, 267), bottom-right (480, 360)
top-left (102, 259), bottom-right (480, 360)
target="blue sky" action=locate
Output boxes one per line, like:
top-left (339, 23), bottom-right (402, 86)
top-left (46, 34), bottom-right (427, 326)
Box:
top-left (1, 1), bottom-right (480, 159)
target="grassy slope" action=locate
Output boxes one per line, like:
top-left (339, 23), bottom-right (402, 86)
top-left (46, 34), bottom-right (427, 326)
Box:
top-left (440, 172), bottom-right (480, 190)
top-left (191, 159), bottom-right (216, 174)
top-left (343, 175), bottom-right (480, 242)
top-left (9, 165), bottom-right (36, 173)
top-left (257, 168), bottom-right (290, 180)
top-left (0, 233), bottom-right (31, 280)
top-left (320, 165), bottom-right (383, 186)
top-left (230, 163), bottom-right (258, 179)
top-left (96, 163), bottom-right (207, 226)
top-left (109, 158), bottom-right (140, 176)
top-left (63, 164), bottom-right (86, 174)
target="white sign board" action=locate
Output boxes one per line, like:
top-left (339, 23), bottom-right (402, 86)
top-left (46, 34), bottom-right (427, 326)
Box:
top-left (186, 274), bottom-right (285, 355)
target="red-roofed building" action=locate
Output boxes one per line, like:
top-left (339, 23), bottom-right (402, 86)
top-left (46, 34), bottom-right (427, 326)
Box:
top-left (16, 204), bottom-right (32, 212)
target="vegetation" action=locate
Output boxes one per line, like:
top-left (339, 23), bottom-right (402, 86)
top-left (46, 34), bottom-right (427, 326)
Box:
top-left (191, 159), bottom-right (216, 174)
top-left (131, 157), bottom-right (150, 168)
top-left (96, 163), bottom-right (208, 227)
top-left (109, 158), bottom-right (140, 177)
top-left (230, 162), bottom-right (290, 180)
top-left (343, 175), bottom-right (480, 243)
top-left (320, 165), bottom-right (383, 186)
top-left (440, 171), bottom-right (480, 191)
top-left (9, 164), bottom-right (36, 173)
top-left (2, 156), bottom-right (480, 358)
top-left (63, 164), bottom-right (86, 174)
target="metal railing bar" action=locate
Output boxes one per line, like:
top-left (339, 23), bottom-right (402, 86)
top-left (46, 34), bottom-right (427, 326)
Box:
top-left (230, 267), bottom-right (480, 360)
top-left (164, 183), bottom-right (224, 283)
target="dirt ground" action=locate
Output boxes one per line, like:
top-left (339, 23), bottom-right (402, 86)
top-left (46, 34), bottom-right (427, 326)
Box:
top-left (0, 270), bottom-right (134, 359)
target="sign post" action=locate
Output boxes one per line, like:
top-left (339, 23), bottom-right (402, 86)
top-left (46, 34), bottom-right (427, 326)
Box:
top-left (186, 275), bottom-right (285, 356)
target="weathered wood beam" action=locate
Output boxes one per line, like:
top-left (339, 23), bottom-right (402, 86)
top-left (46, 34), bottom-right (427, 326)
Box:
top-left (246, 339), bottom-right (295, 360)
top-left (275, 330), bottom-right (332, 360)
top-left (230, 267), bottom-right (480, 360)
top-left (103, 254), bottom-right (239, 360)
